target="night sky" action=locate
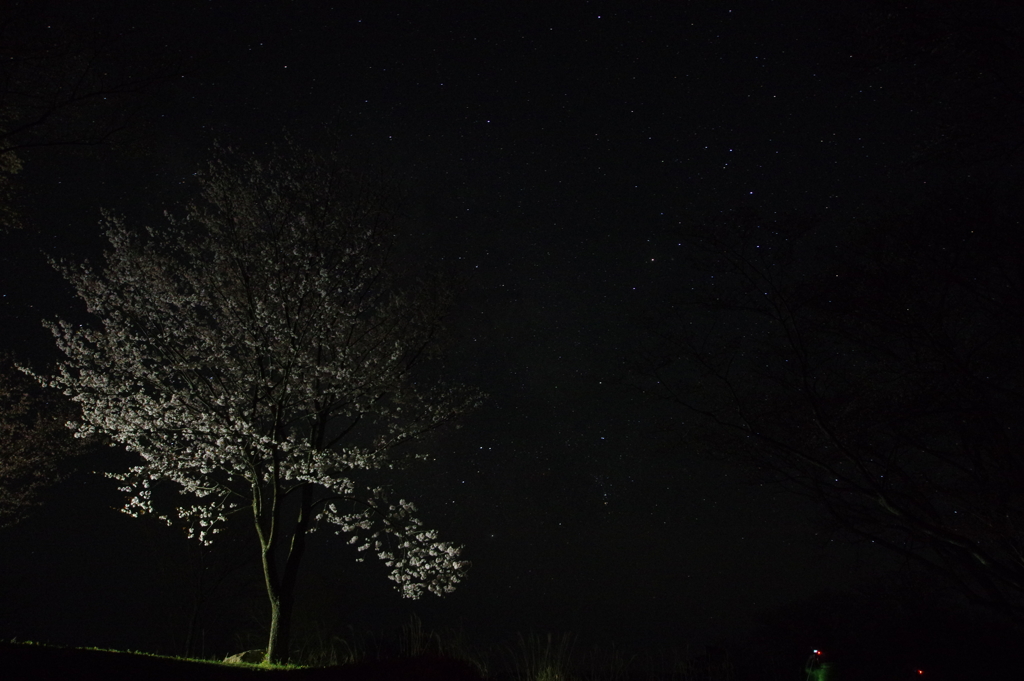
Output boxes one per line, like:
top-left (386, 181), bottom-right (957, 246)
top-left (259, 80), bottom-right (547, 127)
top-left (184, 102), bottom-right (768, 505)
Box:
top-left (1, 0), bottom-right (1016, 673)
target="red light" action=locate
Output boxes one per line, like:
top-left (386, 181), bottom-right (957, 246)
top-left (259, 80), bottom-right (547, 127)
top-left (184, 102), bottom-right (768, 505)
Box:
top-left (917, 671), bottom-right (924, 676)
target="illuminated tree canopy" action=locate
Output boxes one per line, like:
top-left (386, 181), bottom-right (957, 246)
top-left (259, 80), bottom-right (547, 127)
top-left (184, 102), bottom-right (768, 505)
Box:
top-left (31, 143), bottom-right (482, 662)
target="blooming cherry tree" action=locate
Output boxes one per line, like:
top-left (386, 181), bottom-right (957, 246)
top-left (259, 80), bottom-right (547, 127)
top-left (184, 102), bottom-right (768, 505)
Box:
top-left (33, 143), bottom-right (482, 663)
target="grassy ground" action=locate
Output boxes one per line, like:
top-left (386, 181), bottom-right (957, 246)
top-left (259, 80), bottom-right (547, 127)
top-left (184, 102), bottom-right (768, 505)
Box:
top-left (0, 638), bottom-right (486, 681)
top-left (0, 640), bottom-right (741, 681)
top-left (3, 610), bottom-right (1016, 681)
top-left (280, 617), bottom-right (740, 681)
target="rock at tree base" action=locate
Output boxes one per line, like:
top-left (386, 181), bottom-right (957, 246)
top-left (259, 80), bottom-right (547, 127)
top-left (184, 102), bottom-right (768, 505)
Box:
top-left (223, 649), bottom-right (265, 664)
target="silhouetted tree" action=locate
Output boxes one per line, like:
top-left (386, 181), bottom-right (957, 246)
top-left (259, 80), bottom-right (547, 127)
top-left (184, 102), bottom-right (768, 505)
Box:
top-left (743, 574), bottom-right (1022, 681)
top-left (0, 354), bottom-right (83, 527)
top-left (0, 1), bottom-right (192, 231)
top-left (29, 142), bottom-right (482, 663)
top-left (633, 190), bottom-right (1024, 624)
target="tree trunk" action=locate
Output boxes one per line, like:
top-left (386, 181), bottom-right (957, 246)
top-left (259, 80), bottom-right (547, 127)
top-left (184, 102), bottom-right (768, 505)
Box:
top-left (258, 481), bottom-right (314, 664)
top-left (254, 478), bottom-right (283, 665)
top-left (261, 540), bottom-right (283, 664)
top-left (275, 482), bottom-right (314, 663)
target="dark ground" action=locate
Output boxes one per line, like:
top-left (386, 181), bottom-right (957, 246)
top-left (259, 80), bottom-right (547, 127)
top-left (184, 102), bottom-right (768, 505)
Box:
top-left (0, 642), bottom-right (485, 681)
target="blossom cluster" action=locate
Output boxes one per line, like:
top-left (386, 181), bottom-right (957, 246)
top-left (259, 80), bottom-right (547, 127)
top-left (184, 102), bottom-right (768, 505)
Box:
top-left (36, 145), bottom-right (482, 592)
top-left (321, 490), bottom-right (468, 599)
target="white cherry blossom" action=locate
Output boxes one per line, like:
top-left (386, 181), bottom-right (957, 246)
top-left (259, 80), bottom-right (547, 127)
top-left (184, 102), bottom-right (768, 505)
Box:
top-left (32, 142), bottom-right (482, 663)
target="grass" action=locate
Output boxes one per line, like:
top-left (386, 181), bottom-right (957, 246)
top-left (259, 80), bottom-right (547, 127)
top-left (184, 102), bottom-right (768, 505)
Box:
top-left (6, 639), bottom-right (295, 667)
top-left (1, 633), bottom-right (743, 681)
top-left (503, 632), bottom-right (576, 681)
top-left (0, 640), bottom-right (299, 680)
top-left (245, 618), bottom-right (747, 681)
top-left (1, 617), bottom-right (957, 681)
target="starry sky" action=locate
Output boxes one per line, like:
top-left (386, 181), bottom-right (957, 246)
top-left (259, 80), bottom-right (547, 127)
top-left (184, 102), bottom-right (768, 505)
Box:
top-left (0, 0), bottom-right (1004, 667)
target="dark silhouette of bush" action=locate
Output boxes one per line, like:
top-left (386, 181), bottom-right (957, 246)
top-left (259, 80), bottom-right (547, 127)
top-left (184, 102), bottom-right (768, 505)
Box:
top-left (735, 577), bottom-right (1023, 681)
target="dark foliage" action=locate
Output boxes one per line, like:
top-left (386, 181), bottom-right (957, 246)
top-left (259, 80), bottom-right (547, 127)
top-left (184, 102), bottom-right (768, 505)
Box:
top-left (0, 0), bottom-right (195, 231)
top-left (736, 573), bottom-right (1023, 681)
top-left (0, 354), bottom-right (84, 527)
top-left (633, 184), bottom-right (1024, 624)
